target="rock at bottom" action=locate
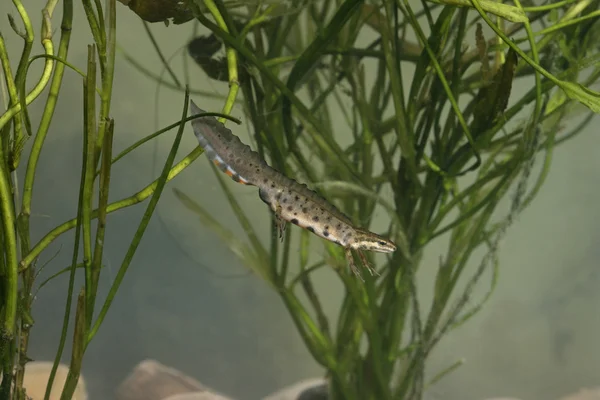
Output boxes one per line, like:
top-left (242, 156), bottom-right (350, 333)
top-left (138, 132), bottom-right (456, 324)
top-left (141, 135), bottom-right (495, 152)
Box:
top-left (559, 387), bottom-right (600, 400)
top-left (19, 361), bottom-right (87, 400)
top-left (263, 378), bottom-right (327, 400)
top-left (116, 359), bottom-right (233, 400)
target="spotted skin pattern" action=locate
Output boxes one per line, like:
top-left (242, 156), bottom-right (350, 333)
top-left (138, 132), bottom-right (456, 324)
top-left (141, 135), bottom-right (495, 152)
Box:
top-left (189, 100), bottom-right (396, 277)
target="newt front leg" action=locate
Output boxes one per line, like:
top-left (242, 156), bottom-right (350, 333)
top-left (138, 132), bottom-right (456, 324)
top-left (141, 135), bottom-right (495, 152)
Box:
top-left (345, 248), bottom-right (363, 281)
top-left (357, 250), bottom-right (379, 276)
top-left (274, 212), bottom-right (286, 242)
top-left (344, 249), bottom-right (380, 280)
top-left (272, 195), bottom-right (287, 242)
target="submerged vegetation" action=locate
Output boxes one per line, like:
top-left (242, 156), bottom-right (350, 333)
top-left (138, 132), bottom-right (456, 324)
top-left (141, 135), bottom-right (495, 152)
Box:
top-left (1, 0), bottom-right (599, 399)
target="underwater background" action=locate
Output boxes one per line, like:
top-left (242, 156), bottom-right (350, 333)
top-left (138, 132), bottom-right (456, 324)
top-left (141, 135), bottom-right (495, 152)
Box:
top-left (1, 1), bottom-right (598, 399)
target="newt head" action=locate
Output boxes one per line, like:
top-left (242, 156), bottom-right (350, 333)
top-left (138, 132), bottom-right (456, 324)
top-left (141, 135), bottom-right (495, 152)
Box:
top-left (350, 229), bottom-right (397, 253)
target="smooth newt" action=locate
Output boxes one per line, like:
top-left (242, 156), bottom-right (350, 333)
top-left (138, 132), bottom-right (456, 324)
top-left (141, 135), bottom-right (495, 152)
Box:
top-left (189, 100), bottom-right (396, 277)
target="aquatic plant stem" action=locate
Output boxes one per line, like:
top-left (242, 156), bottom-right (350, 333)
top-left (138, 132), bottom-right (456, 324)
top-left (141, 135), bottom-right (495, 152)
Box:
top-left (90, 121), bottom-right (114, 318)
top-left (59, 289), bottom-right (87, 400)
top-left (0, 16), bottom-right (55, 133)
top-left (95, 0), bottom-right (116, 159)
top-left (20, 145), bottom-right (203, 271)
top-left (86, 90), bottom-right (190, 343)
top-left (0, 134), bottom-right (18, 378)
top-left (82, 47), bottom-right (97, 320)
top-left (200, 0), bottom-right (239, 114)
top-left (20, 0), bottom-right (73, 225)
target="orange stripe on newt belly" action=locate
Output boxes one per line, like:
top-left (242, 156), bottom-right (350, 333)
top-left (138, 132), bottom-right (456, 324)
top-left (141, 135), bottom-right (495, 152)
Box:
top-left (213, 159), bottom-right (251, 185)
top-left (225, 169), bottom-right (250, 185)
